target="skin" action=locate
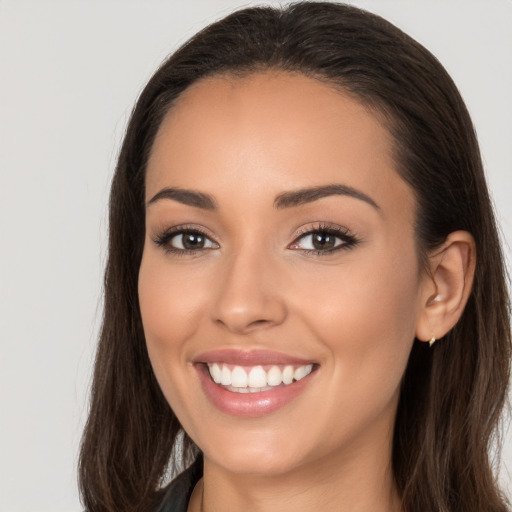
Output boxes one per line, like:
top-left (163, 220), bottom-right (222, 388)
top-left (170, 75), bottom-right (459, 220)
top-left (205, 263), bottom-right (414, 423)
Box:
top-left (138, 71), bottom-right (475, 512)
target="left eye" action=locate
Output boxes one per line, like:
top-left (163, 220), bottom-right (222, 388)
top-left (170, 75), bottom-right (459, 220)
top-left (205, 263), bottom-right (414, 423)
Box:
top-left (290, 229), bottom-right (355, 252)
top-left (168, 231), bottom-right (217, 251)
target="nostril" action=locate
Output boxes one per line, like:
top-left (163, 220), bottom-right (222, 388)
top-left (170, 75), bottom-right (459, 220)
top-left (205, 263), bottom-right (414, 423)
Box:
top-left (250, 319), bottom-right (271, 327)
top-left (214, 316), bottom-right (274, 333)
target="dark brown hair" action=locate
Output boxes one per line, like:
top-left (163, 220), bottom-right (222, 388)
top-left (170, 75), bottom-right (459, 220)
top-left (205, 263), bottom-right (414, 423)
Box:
top-left (78, 3), bottom-right (511, 511)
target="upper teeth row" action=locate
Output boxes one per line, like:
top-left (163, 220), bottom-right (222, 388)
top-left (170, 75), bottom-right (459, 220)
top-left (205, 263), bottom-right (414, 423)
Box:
top-left (207, 363), bottom-right (313, 388)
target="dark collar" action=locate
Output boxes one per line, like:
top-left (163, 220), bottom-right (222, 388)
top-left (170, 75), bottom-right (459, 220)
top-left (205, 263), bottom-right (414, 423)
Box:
top-left (156, 456), bottom-right (203, 512)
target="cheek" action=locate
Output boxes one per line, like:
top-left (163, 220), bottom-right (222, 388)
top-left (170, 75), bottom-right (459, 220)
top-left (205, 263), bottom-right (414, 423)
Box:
top-left (294, 248), bottom-right (420, 340)
top-left (290, 246), bottom-right (421, 410)
top-left (138, 251), bottom-right (209, 346)
top-left (137, 249), bottom-right (209, 396)
top-left (138, 249), bottom-right (216, 435)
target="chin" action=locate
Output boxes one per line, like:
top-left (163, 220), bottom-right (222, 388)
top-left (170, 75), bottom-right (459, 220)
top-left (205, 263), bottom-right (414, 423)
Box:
top-left (194, 421), bottom-right (318, 477)
top-left (207, 447), bottom-right (307, 477)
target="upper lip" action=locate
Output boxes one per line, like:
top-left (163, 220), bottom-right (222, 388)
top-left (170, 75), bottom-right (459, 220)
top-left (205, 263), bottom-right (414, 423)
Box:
top-left (194, 349), bottom-right (315, 366)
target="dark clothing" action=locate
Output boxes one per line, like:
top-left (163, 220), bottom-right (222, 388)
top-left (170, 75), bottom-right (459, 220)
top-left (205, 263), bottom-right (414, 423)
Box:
top-left (156, 457), bottom-right (203, 512)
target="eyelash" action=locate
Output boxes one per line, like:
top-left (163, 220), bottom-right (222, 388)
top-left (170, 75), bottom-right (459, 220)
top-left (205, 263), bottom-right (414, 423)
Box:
top-left (290, 223), bottom-right (359, 255)
top-left (153, 225), bottom-right (217, 256)
top-left (152, 223), bottom-right (359, 257)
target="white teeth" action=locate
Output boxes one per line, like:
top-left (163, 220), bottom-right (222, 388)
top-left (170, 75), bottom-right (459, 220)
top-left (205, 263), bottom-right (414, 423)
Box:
top-left (231, 366), bottom-right (248, 388)
top-left (282, 365), bottom-right (294, 385)
top-left (207, 362), bottom-right (314, 391)
top-left (225, 385), bottom-right (274, 393)
top-left (210, 363), bottom-right (221, 384)
top-left (248, 366), bottom-right (267, 388)
top-left (267, 365), bottom-right (282, 386)
top-left (220, 365), bottom-right (231, 386)
top-left (294, 364), bottom-right (313, 381)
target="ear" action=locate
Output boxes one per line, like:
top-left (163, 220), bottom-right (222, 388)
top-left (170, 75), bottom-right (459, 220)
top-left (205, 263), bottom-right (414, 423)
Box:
top-left (415, 231), bottom-right (476, 345)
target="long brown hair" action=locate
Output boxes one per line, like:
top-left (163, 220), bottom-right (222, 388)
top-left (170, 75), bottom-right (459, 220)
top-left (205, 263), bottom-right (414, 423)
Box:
top-left (78, 3), bottom-right (511, 511)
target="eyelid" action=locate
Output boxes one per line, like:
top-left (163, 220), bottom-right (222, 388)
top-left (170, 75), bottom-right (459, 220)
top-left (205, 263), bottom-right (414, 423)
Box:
top-left (152, 224), bottom-right (220, 255)
top-left (288, 222), bottom-right (359, 254)
top-left (152, 223), bottom-right (218, 240)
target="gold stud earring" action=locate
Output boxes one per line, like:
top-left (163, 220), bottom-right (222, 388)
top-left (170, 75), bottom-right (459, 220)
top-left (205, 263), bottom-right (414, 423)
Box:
top-left (429, 336), bottom-right (436, 347)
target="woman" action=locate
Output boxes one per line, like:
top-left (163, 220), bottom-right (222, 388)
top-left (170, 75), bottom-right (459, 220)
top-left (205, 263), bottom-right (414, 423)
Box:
top-left (78, 2), bottom-right (511, 511)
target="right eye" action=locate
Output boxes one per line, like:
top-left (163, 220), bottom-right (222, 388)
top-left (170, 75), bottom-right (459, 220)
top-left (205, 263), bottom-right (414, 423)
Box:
top-left (154, 228), bottom-right (219, 254)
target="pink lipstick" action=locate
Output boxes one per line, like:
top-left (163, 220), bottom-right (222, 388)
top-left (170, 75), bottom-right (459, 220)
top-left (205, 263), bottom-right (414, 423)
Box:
top-left (194, 349), bottom-right (317, 417)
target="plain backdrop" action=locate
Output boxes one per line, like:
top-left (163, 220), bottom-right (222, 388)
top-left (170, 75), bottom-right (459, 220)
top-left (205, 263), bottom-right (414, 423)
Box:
top-left (1, 1), bottom-right (511, 510)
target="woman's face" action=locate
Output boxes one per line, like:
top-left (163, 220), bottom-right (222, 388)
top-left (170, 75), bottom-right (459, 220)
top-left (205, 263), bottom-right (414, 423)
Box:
top-left (139, 71), bottom-right (429, 477)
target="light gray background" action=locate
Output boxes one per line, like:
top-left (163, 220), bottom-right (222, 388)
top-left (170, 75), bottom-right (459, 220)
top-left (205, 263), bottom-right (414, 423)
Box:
top-left (1, 1), bottom-right (511, 510)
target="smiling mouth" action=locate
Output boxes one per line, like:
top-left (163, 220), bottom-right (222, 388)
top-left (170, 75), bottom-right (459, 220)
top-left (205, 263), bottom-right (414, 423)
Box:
top-left (195, 351), bottom-right (318, 416)
top-left (206, 363), bottom-right (314, 393)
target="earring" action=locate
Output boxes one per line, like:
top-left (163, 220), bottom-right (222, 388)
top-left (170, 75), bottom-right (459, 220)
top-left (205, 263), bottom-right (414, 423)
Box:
top-left (429, 336), bottom-right (436, 348)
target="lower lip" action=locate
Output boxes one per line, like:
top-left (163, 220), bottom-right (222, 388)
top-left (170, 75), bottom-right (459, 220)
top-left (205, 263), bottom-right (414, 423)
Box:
top-left (196, 365), bottom-right (316, 417)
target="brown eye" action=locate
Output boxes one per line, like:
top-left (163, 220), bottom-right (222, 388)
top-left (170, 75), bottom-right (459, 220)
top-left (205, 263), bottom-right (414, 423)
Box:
top-left (293, 231), bottom-right (344, 252)
top-left (289, 226), bottom-right (358, 255)
top-left (169, 230), bottom-right (218, 251)
top-left (177, 232), bottom-right (206, 250)
top-left (154, 228), bottom-right (219, 254)
top-left (311, 232), bottom-right (337, 250)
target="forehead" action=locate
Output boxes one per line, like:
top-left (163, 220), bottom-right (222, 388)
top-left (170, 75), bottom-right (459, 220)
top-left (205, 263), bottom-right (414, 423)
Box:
top-left (145, 70), bottom-right (414, 219)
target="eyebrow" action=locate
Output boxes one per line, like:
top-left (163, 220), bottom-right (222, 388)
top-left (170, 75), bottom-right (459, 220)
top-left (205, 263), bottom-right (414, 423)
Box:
top-left (146, 183), bottom-right (380, 211)
top-left (274, 184), bottom-right (380, 211)
top-left (147, 187), bottom-right (217, 210)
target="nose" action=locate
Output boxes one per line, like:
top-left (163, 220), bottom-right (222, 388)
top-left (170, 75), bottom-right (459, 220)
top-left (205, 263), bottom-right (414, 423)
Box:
top-left (211, 247), bottom-right (287, 335)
